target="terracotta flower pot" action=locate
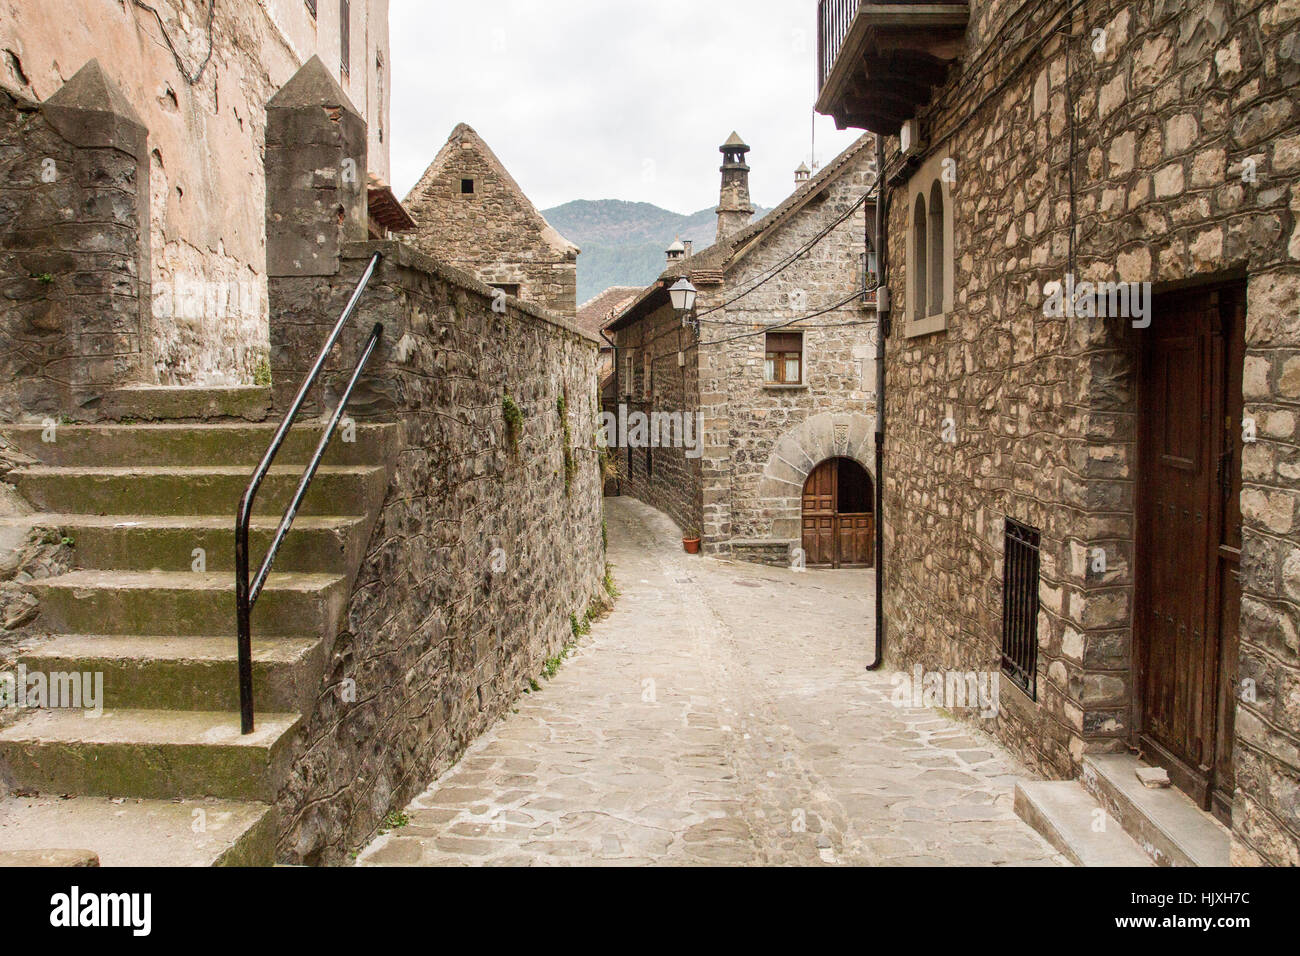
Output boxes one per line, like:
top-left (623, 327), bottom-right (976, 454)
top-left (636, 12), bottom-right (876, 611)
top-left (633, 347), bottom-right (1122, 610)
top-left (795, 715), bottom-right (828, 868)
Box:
top-left (683, 537), bottom-right (701, 554)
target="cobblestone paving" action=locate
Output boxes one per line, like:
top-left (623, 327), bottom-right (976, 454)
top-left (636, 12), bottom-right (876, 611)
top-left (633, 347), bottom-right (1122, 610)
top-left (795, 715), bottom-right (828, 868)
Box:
top-left (357, 497), bottom-right (1066, 866)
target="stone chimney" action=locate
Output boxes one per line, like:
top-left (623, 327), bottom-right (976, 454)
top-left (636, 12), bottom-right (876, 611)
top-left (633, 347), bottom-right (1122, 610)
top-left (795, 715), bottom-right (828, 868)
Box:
top-left (683, 240), bottom-right (693, 258)
top-left (716, 131), bottom-right (754, 243)
top-left (666, 238), bottom-right (686, 264)
top-left (795, 162), bottom-right (811, 185)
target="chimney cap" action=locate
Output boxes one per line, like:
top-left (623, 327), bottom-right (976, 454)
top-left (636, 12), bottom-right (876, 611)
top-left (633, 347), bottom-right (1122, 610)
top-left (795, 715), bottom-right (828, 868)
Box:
top-left (721, 131), bottom-right (749, 151)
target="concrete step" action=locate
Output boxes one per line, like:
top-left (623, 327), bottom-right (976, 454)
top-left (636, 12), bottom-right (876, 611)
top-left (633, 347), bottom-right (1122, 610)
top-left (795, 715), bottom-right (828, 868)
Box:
top-left (19, 635), bottom-right (324, 712)
top-left (0, 513), bottom-right (369, 574)
top-left (10, 464), bottom-right (387, 517)
top-left (0, 792), bottom-right (275, 866)
top-left (1081, 754), bottom-right (1231, 867)
top-left (29, 569), bottom-right (347, 636)
top-left (0, 708), bottom-right (299, 801)
top-left (0, 421), bottom-right (396, 467)
top-left (99, 386), bottom-right (271, 422)
top-left (1014, 780), bottom-right (1153, 867)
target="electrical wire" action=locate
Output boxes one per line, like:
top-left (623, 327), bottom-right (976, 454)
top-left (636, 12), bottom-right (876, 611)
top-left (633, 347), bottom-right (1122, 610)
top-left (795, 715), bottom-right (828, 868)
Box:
top-left (699, 285), bottom-right (876, 348)
top-left (694, 186), bottom-right (876, 319)
top-left (130, 0), bottom-right (216, 85)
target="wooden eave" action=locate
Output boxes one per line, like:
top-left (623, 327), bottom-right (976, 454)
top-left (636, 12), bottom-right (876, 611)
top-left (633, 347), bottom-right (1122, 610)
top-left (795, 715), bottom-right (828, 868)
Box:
top-left (815, 3), bottom-right (969, 135)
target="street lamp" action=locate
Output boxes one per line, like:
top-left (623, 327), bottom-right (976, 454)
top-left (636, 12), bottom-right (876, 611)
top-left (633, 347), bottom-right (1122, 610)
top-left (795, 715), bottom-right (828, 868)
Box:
top-left (669, 277), bottom-right (698, 332)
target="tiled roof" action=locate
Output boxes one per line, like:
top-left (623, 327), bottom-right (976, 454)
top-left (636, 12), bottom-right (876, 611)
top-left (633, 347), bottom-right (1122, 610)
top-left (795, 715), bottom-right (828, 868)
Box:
top-left (575, 286), bottom-right (643, 338)
top-left (661, 132), bottom-right (875, 282)
top-left (608, 133), bottom-right (876, 331)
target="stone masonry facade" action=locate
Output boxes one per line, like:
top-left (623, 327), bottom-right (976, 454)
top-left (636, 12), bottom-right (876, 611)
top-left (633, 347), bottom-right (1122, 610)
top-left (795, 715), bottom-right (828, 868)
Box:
top-left (0, 0), bottom-right (390, 387)
top-left (403, 124), bottom-right (579, 317)
top-left (0, 64), bottom-right (149, 421)
top-left (871, 0), bottom-right (1300, 865)
top-left (262, 63), bottom-right (605, 862)
top-left (610, 135), bottom-right (878, 565)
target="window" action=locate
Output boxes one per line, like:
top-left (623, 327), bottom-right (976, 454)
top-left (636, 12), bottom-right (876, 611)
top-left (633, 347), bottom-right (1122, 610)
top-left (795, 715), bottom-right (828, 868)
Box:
top-left (912, 195), bottom-right (928, 320)
top-left (928, 181), bottom-right (945, 318)
top-left (904, 153), bottom-right (954, 336)
top-left (376, 48), bottom-right (384, 142)
top-left (461, 178), bottom-right (475, 195)
top-left (339, 0), bottom-right (350, 77)
top-left (764, 332), bottom-right (803, 385)
top-left (643, 353), bottom-right (651, 398)
top-left (1000, 518), bottom-right (1041, 699)
top-left (622, 352), bottom-right (634, 397)
top-left (489, 282), bottom-right (520, 298)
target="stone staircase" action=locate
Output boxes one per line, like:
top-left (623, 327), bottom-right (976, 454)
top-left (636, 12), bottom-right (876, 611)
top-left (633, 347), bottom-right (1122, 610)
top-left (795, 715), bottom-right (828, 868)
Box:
top-left (0, 386), bottom-right (393, 865)
top-left (1015, 752), bottom-right (1232, 867)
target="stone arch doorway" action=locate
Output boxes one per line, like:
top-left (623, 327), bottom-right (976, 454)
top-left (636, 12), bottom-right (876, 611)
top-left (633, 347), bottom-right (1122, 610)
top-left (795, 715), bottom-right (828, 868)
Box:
top-left (801, 457), bottom-right (874, 568)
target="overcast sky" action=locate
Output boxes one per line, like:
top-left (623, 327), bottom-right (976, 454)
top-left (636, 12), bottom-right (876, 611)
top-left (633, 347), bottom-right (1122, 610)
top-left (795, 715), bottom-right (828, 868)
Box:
top-left (389, 0), bottom-right (862, 214)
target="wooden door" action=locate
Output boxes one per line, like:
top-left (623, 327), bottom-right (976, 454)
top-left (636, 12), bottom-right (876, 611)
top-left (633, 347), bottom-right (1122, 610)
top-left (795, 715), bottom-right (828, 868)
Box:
top-left (1135, 284), bottom-right (1243, 814)
top-left (802, 459), bottom-right (837, 567)
top-left (801, 458), bottom-right (875, 568)
top-left (837, 513), bottom-right (874, 567)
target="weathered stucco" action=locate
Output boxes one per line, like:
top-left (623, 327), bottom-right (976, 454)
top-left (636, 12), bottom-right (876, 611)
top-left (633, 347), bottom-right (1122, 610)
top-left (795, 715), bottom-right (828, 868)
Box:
top-left (0, 0), bottom-right (389, 387)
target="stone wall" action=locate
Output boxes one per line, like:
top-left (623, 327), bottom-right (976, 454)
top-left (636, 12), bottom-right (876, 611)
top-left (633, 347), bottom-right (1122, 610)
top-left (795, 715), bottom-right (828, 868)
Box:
top-left (263, 65), bottom-right (605, 863)
top-left (610, 298), bottom-right (703, 538)
top-left (269, 243), bottom-right (605, 863)
top-left (876, 0), bottom-right (1300, 864)
top-left (0, 66), bottom-right (148, 421)
top-left (402, 124), bottom-right (579, 317)
top-left (0, 0), bottom-right (389, 386)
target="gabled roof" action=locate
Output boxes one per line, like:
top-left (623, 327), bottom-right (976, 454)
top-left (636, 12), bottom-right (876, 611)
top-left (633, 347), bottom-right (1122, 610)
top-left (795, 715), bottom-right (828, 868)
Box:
top-left (403, 123), bottom-right (578, 257)
top-left (576, 286), bottom-right (642, 338)
top-left (607, 134), bottom-right (876, 331)
top-left (664, 133), bottom-right (874, 280)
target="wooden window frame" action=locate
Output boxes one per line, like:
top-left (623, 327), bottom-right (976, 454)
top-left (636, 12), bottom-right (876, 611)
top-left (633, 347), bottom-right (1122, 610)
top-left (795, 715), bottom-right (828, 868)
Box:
top-left (765, 331), bottom-right (804, 386)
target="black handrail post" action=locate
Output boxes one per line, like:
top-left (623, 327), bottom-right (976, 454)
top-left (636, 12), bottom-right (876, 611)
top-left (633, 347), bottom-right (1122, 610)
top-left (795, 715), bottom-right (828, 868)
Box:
top-left (235, 251), bottom-right (383, 735)
top-left (236, 515), bottom-right (254, 733)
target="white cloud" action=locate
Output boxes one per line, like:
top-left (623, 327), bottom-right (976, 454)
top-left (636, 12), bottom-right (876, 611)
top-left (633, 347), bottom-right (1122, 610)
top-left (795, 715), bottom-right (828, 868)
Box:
top-left (389, 0), bottom-right (862, 212)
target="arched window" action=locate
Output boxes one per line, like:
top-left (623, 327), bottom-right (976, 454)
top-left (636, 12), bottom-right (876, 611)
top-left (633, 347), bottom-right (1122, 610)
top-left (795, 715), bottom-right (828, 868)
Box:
top-left (912, 194), bottom-right (928, 321)
top-left (904, 153), bottom-right (953, 337)
top-left (928, 180), bottom-right (945, 318)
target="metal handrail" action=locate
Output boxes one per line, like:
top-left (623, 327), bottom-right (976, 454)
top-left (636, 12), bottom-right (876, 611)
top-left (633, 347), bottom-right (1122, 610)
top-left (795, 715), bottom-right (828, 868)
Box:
top-left (235, 252), bottom-right (383, 734)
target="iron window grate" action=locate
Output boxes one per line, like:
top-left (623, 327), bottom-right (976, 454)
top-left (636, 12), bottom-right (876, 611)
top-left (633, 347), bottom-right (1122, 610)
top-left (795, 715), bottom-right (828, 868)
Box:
top-left (1000, 517), bottom-right (1041, 699)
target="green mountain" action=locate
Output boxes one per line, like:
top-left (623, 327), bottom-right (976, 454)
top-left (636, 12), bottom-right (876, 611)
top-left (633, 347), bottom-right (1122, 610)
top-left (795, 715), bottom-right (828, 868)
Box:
top-left (542, 199), bottom-right (769, 304)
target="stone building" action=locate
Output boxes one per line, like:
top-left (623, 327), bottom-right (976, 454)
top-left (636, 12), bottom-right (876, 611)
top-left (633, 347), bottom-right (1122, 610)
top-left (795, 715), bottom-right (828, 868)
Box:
top-left (577, 285), bottom-right (641, 376)
top-left (608, 134), bottom-right (879, 567)
top-left (402, 124), bottom-right (580, 316)
top-left (0, 55), bottom-right (604, 866)
top-left (0, 0), bottom-right (392, 386)
top-left (817, 0), bottom-right (1300, 864)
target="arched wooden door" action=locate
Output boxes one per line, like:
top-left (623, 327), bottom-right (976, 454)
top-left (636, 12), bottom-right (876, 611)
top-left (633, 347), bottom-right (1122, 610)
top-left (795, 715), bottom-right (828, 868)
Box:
top-left (801, 458), bottom-right (874, 568)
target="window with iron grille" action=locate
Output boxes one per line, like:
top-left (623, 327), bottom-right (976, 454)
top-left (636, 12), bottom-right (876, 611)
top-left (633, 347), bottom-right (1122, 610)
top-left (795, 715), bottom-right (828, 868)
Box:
top-left (1000, 517), bottom-right (1041, 699)
top-left (339, 0), bottom-right (351, 76)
